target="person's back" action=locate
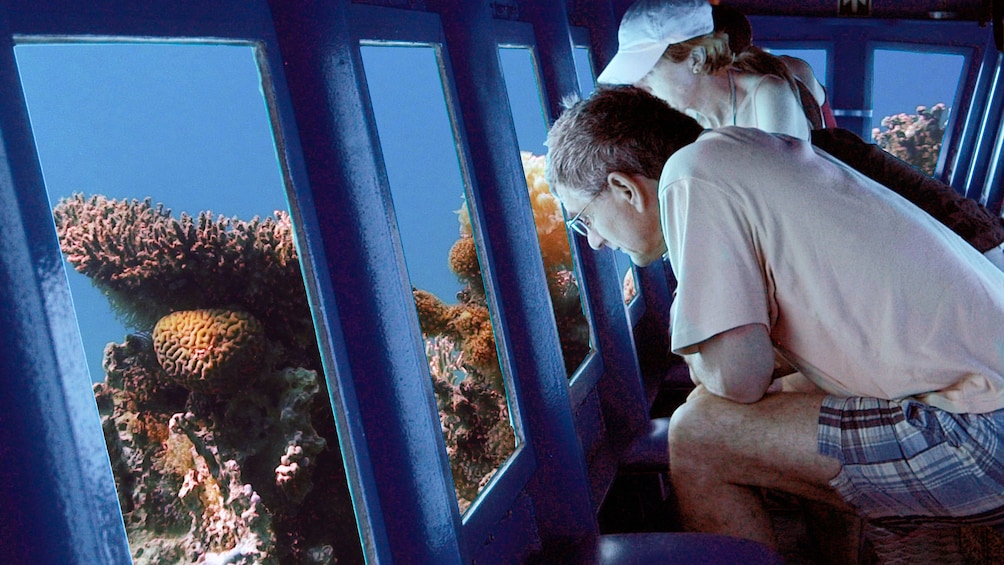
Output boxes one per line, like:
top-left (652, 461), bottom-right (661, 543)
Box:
top-left (662, 126), bottom-right (1004, 413)
top-left (600, 0), bottom-right (814, 139)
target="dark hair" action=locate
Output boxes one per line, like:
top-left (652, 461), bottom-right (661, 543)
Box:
top-left (545, 86), bottom-right (704, 197)
top-left (712, 4), bottom-right (752, 54)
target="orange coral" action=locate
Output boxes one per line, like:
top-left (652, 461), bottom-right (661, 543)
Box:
top-left (872, 103), bottom-right (947, 176)
top-left (153, 309), bottom-right (265, 393)
top-left (521, 151), bottom-right (572, 271)
top-left (448, 236), bottom-right (481, 283)
top-left (454, 152), bottom-right (572, 273)
top-left (445, 304), bottom-right (498, 382)
top-left (413, 289), bottom-right (451, 335)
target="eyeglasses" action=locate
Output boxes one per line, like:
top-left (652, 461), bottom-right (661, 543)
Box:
top-left (565, 191), bottom-right (602, 237)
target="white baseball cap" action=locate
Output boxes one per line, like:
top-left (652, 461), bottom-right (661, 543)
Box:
top-left (597, 0), bottom-right (714, 85)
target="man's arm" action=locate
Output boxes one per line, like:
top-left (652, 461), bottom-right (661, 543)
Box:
top-left (680, 323), bottom-right (775, 404)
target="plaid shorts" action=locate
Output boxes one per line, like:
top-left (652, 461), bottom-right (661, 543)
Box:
top-left (818, 396), bottom-right (1004, 521)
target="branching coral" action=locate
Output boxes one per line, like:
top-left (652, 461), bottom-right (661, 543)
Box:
top-left (53, 194), bottom-right (314, 357)
top-left (153, 309), bottom-right (266, 394)
top-left (270, 368), bottom-right (327, 504)
top-left (169, 413), bottom-right (276, 564)
top-left (872, 103), bottom-right (947, 176)
top-left (429, 345), bottom-right (515, 510)
top-left (413, 291), bottom-right (513, 511)
top-left (98, 352), bottom-right (344, 564)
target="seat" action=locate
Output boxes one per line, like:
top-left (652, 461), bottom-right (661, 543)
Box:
top-left (540, 532), bottom-right (784, 564)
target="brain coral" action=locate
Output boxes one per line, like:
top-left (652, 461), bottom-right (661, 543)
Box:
top-left (153, 309), bottom-right (265, 393)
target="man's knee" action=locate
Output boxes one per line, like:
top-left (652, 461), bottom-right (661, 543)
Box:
top-left (668, 394), bottom-right (726, 459)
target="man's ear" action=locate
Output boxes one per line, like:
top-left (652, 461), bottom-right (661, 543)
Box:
top-left (606, 171), bottom-right (650, 212)
top-left (689, 46), bottom-right (707, 74)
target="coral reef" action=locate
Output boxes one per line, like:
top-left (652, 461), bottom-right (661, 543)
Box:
top-left (452, 151), bottom-right (590, 375)
top-left (416, 291), bottom-right (514, 510)
top-left (415, 151), bottom-right (591, 510)
top-left (62, 195), bottom-right (361, 564)
top-left (63, 148), bottom-right (591, 542)
top-left (457, 152), bottom-right (572, 271)
top-left (53, 194), bottom-right (316, 365)
top-left (872, 103), bottom-right (947, 176)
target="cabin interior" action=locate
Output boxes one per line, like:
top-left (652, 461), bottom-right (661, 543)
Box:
top-left (1, 0), bottom-right (1003, 563)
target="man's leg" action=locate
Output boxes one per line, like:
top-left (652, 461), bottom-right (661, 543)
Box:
top-left (667, 389), bottom-right (848, 548)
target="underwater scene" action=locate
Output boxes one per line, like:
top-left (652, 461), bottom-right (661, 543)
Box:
top-left (19, 43), bottom-right (364, 564)
top-left (17, 41), bottom-right (601, 563)
top-left (16, 37), bottom-right (957, 565)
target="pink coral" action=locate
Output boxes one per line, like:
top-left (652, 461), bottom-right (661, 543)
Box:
top-left (52, 194), bottom-right (313, 356)
top-left (62, 194), bottom-right (364, 562)
top-left (872, 103), bottom-right (947, 176)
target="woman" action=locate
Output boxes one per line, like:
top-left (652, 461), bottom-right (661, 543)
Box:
top-left (710, 3), bottom-right (836, 128)
top-left (597, 0), bottom-right (816, 139)
top-left (598, 0), bottom-right (1004, 271)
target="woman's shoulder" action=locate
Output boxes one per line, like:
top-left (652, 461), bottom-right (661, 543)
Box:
top-left (732, 71), bottom-right (811, 138)
top-left (778, 55), bottom-right (826, 105)
top-left (734, 71), bottom-right (792, 95)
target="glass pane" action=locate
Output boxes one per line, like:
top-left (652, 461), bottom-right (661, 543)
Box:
top-left (360, 44), bottom-right (517, 513)
top-left (16, 43), bottom-right (364, 564)
top-left (497, 46), bottom-right (592, 375)
top-left (573, 46), bottom-right (597, 98)
top-left (871, 49), bottom-right (964, 175)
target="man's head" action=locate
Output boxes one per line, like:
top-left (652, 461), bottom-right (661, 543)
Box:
top-left (546, 86), bottom-right (704, 265)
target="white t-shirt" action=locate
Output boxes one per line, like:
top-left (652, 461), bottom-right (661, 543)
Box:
top-left (660, 127), bottom-right (1004, 414)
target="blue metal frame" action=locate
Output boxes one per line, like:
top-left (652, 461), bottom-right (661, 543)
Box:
top-left (752, 18), bottom-right (985, 139)
top-left (1, 1), bottom-right (1001, 563)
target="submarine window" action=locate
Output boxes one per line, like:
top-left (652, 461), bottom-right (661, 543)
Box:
top-left (573, 45), bottom-right (597, 97)
top-left (870, 49), bottom-right (965, 176)
top-left (497, 45), bottom-right (593, 376)
top-left (360, 43), bottom-right (519, 514)
top-left (14, 41), bottom-right (365, 564)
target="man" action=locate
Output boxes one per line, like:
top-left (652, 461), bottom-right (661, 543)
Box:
top-left (546, 86), bottom-right (1004, 549)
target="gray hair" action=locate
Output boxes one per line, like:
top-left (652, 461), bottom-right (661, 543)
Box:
top-left (545, 86), bottom-right (704, 198)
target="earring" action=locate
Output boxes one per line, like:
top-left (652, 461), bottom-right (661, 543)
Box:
top-left (692, 67), bottom-right (700, 74)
